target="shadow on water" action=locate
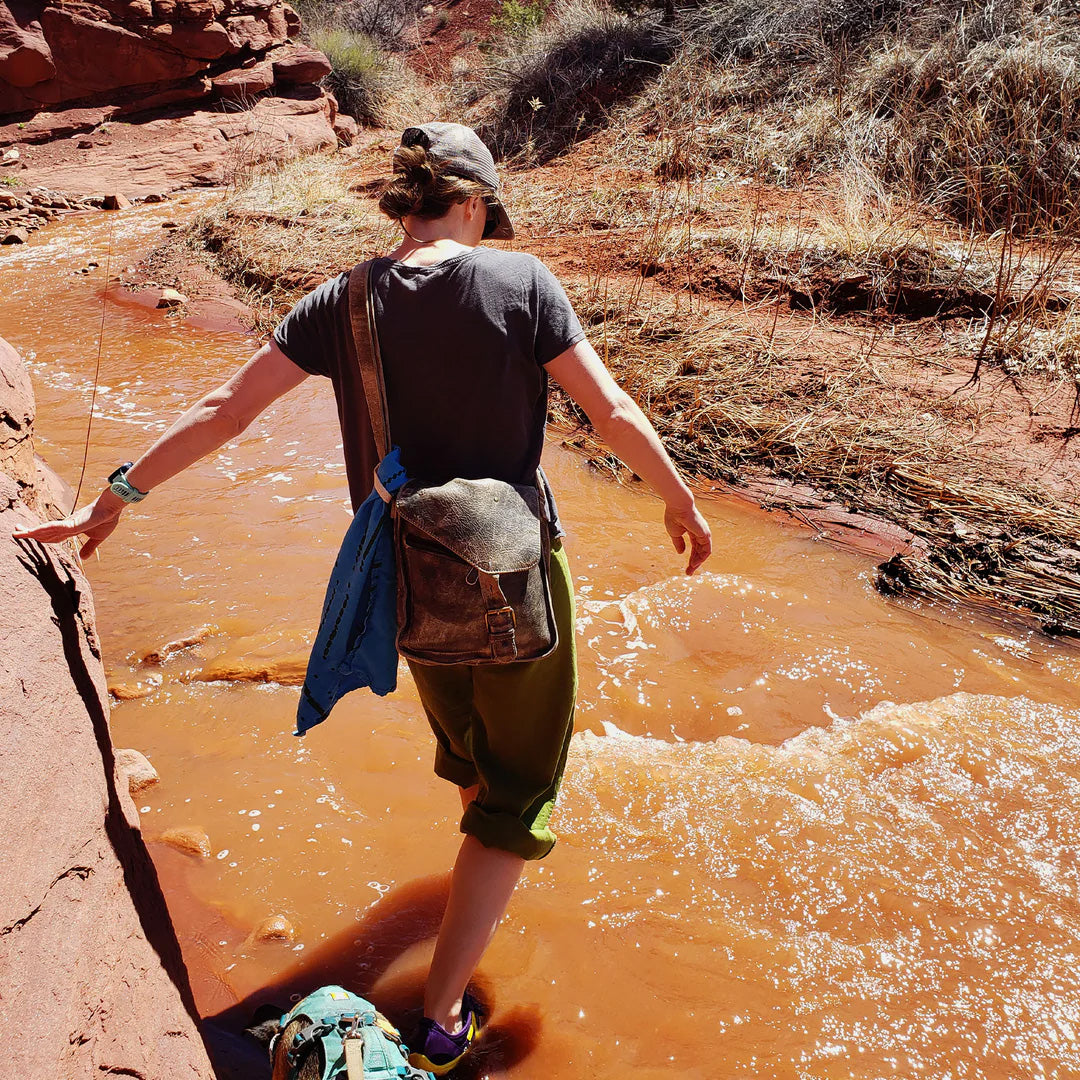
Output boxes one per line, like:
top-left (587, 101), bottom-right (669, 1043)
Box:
top-left (204, 873), bottom-right (541, 1079)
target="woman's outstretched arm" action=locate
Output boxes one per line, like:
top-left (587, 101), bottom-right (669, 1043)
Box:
top-left (12, 340), bottom-right (309, 558)
top-left (544, 339), bottom-right (713, 576)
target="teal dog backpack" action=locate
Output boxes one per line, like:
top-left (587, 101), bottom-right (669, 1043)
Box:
top-left (271, 986), bottom-right (434, 1080)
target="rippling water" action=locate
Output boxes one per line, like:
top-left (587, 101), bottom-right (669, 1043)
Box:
top-left (4, 203), bottom-right (1079, 1078)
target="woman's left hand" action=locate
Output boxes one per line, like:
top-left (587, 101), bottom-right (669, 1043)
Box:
top-left (12, 490), bottom-right (124, 559)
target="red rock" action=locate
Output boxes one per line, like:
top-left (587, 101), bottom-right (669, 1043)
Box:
top-left (212, 56), bottom-right (274, 100)
top-left (174, 0), bottom-right (220, 22)
top-left (108, 681), bottom-right (158, 701)
top-left (152, 0), bottom-right (177, 15)
top-left (141, 623), bottom-right (215, 662)
top-left (114, 747), bottom-right (160, 794)
top-left (253, 914), bottom-right (296, 944)
top-left (272, 43), bottom-right (332, 85)
top-left (225, 8), bottom-right (288, 50)
top-left (0, 1), bottom-right (55, 88)
top-left (160, 826), bottom-right (213, 858)
top-left (36, 10), bottom-right (206, 98)
top-left (156, 286), bottom-right (188, 307)
top-left (114, 74), bottom-right (212, 115)
top-left (102, 191), bottom-right (132, 209)
top-left (9, 90), bottom-right (339, 198)
top-left (1, 339), bottom-right (214, 1080)
top-left (333, 112), bottom-right (358, 146)
top-left (0, 336), bottom-right (34, 486)
top-left (193, 654), bottom-right (307, 685)
top-left (1, 226), bottom-right (28, 243)
top-left (0, 107), bottom-right (110, 147)
top-left (148, 19), bottom-right (233, 60)
top-left (283, 2), bottom-right (300, 35)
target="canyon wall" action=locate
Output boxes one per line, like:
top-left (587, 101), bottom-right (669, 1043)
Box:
top-left (0, 335), bottom-right (215, 1079)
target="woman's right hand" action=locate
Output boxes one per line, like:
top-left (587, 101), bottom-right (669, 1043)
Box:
top-left (12, 489), bottom-right (124, 560)
top-left (665, 500), bottom-right (712, 576)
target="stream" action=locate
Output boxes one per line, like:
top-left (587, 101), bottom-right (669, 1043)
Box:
top-left (5, 200), bottom-right (1080, 1079)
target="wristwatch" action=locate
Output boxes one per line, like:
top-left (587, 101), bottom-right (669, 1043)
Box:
top-left (107, 462), bottom-right (149, 504)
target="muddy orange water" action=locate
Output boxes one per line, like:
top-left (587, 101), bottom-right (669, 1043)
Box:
top-left (6, 203), bottom-right (1080, 1080)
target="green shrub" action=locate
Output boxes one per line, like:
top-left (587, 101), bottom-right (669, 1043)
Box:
top-left (490, 0), bottom-right (548, 38)
top-left (312, 28), bottom-right (394, 124)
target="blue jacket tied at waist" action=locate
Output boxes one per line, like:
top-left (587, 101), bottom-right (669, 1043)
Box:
top-left (295, 448), bottom-right (409, 736)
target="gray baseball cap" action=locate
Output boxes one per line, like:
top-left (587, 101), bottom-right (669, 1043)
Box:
top-left (399, 122), bottom-right (515, 240)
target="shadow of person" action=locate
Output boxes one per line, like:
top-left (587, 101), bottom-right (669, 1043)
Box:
top-left (205, 871), bottom-right (541, 1079)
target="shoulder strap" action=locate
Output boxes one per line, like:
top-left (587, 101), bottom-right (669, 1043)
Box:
top-left (348, 261), bottom-right (391, 458)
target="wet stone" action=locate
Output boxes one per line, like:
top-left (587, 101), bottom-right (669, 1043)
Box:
top-left (2, 228), bottom-right (28, 244)
top-left (108, 680), bottom-right (157, 699)
top-left (156, 287), bottom-right (189, 308)
top-left (253, 915), bottom-right (296, 944)
top-left (115, 748), bottom-right (160, 795)
top-left (159, 826), bottom-right (212, 858)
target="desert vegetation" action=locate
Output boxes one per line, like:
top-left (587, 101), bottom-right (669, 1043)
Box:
top-left (181, 0), bottom-right (1080, 634)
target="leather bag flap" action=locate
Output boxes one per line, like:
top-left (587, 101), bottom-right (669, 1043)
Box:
top-left (395, 478), bottom-right (543, 573)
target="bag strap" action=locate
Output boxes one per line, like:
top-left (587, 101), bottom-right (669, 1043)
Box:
top-left (348, 261), bottom-right (392, 459)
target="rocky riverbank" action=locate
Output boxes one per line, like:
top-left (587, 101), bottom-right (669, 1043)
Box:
top-left (0, 336), bottom-right (216, 1079)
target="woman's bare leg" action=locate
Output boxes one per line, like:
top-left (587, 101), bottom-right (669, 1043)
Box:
top-left (422, 787), bottom-right (525, 1031)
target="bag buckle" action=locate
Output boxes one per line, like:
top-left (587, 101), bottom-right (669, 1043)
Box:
top-left (485, 607), bottom-right (516, 635)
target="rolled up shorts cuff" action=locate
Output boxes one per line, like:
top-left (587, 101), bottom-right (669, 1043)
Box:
top-left (433, 746), bottom-right (479, 790)
top-left (461, 801), bottom-right (556, 861)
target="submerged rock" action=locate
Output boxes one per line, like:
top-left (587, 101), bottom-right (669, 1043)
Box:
top-left (156, 286), bottom-right (189, 307)
top-left (160, 825), bottom-right (213, 858)
top-left (142, 623), bottom-right (216, 663)
top-left (253, 914), bottom-right (296, 944)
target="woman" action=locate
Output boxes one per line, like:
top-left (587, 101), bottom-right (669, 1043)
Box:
top-left (15, 122), bottom-right (712, 1074)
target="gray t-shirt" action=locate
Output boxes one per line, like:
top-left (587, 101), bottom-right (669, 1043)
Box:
top-left (273, 247), bottom-right (586, 532)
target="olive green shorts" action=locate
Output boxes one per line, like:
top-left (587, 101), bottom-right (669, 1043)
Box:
top-left (407, 541), bottom-right (577, 861)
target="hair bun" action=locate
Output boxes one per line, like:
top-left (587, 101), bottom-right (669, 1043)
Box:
top-left (406, 160), bottom-right (436, 187)
top-left (392, 144), bottom-right (438, 189)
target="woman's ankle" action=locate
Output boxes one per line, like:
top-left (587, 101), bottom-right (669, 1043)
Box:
top-left (425, 996), bottom-right (464, 1034)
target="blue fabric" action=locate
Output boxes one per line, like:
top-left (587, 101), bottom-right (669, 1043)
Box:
top-left (294, 449), bottom-right (409, 736)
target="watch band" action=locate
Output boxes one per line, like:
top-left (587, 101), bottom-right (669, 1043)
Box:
top-left (107, 462), bottom-right (148, 504)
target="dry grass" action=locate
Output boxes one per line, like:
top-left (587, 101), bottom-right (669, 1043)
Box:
top-left (185, 134), bottom-right (1080, 635)
top-left (191, 151), bottom-right (400, 326)
top-left (459, 0), bottom-right (674, 162)
top-left (550, 279), bottom-right (1080, 636)
top-left (471, 0), bottom-right (1080, 233)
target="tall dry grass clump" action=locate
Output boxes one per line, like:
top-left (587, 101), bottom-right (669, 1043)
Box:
top-left (487, 0), bottom-right (1080, 234)
top-left (858, 21), bottom-right (1080, 232)
top-left (462, 0), bottom-right (674, 161)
